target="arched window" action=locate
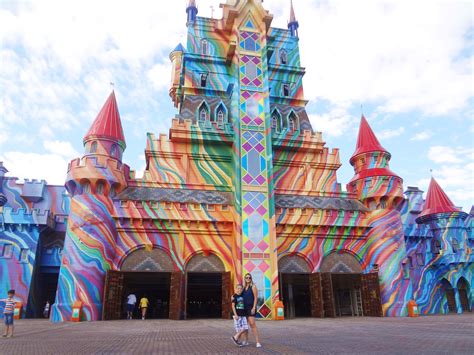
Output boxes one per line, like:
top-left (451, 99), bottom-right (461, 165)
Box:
top-left (201, 39), bottom-right (208, 55)
top-left (282, 83), bottom-right (290, 97)
top-left (90, 141), bottom-right (97, 153)
top-left (110, 144), bottom-right (117, 158)
top-left (271, 109), bottom-right (281, 133)
top-left (215, 103), bottom-right (227, 128)
top-left (432, 238), bottom-right (441, 254)
top-left (96, 181), bottom-right (105, 195)
top-left (198, 102), bottom-right (210, 127)
top-left (82, 181), bottom-right (90, 194)
top-left (452, 239), bottom-right (460, 253)
top-left (280, 49), bottom-right (288, 65)
top-left (288, 112), bottom-right (298, 132)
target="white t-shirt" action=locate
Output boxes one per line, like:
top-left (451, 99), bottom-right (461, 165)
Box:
top-left (127, 294), bottom-right (137, 305)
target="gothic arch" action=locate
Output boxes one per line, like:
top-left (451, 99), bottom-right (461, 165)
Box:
top-left (214, 102), bottom-right (228, 127)
top-left (320, 251), bottom-right (363, 273)
top-left (197, 101), bottom-right (210, 127)
top-left (287, 110), bottom-right (299, 132)
top-left (185, 252), bottom-right (225, 272)
top-left (120, 247), bottom-right (175, 272)
top-left (278, 254), bottom-right (311, 273)
top-left (271, 108), bottom-right (282, 133)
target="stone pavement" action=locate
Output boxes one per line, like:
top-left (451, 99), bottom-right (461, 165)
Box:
top-left (0, 314), bottom-right (473, 354)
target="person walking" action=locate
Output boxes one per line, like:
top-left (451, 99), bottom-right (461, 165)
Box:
top-left (43, 301), bottom-right (50, 319)
top-left (126, 293), bottom-right (137, 319)
top-left (139, 295), bottom-right (149, 320)
top-left (241, 273), bottom-right (261, 348)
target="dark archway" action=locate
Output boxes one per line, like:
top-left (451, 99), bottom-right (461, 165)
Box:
top-left (457, 277), bottom-right (471, 313)
top-left (440, 279), bottom-right (457, 313)
top-left (185, 253), bottom-right (230, 319)
top-left (278, 255), bottom-right (312, 318)
top-left (319, 252), bottom-right (381, 317)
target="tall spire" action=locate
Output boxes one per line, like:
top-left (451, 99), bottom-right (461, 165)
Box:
top-left (290, 0), bottom-right (296, 22)
top-left (288, 0), bottom-right (299, 37)
top-left (84, 91), bottom-right (126, 148)
top-left (186, 0), bottom-right (198, 26)
top-left (350, 115), bottom-right (388, 164)
top-left (418, 177), bottom-right (460, 218)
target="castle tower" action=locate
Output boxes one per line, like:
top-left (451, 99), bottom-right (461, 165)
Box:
top-left (347, 115), bottom-right (404, 209)
top-left (415, 178), bottom-right (469, 313)
top-left (186, 0), bottom-right (198, 26)
top-left (51, 91), bottom-right (129, 321)
top-left (288, 0), bottom-right (299, 37)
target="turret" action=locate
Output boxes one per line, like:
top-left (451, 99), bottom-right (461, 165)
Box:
top-left (186, 0), bottom-right (198, 26)
top-left (169, 43), bottom-right (185, 108)
top-left (288, 0), bottom-right (299, 37)
top-left (65, 91), bottom-right (128, 197)
top-left (415, 178), bottom-right (468, 264)
top-left (347, 115), bottom-right (403, 209)
top-left (52, 91), bottom-right (128, 322)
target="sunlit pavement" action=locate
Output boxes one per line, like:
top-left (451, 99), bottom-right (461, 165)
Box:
top-left (0, 314), bottom-right (473, 354)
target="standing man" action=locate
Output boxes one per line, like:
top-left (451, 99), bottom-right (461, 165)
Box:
top-left (43, 300), bottom-right (50, 319)
top-left (126, 292), bottom-right (137, 320)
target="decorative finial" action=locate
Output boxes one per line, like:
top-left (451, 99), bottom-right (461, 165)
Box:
top-left (360, 104), bottom-right (364, 116)
top-left (430, 169), bottom-right (433, 177)
top-left (110, 82), bottom-right (115, 91)
top-left (210, 5), bottom-right (214, 19)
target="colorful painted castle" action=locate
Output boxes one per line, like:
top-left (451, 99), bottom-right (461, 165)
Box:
top-left (1, 0), bottom-right (472, 321)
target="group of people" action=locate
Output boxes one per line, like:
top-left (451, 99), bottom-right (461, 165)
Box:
top-left (126, 293), bottom-right (150, 320)
top-left (2, 273), bottom-right (263, 348)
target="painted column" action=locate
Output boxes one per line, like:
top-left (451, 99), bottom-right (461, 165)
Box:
top-left (237, 17), bottom-right (278, 319)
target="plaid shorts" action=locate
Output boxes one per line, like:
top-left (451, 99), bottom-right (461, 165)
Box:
top-left (233, 316), bottom-right (248, 333)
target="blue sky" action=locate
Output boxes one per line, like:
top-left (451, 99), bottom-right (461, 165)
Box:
top-left (0, 0), bottom-right (472, 211)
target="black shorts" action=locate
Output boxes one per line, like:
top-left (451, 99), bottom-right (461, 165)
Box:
top-left (244, 308), bottom-right (255, 317)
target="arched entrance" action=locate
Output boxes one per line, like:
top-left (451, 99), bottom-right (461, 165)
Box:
top-left (457, 278), bottom-right (471, 312)
top-left (103, 248), bottom-right (175, 320)
top-left (278, 255), bottom-right (312, 318)
top-left (185, 253), bottom-right (230, 319)
top-left (319, 252), bottom-right (382, 317)
top-left (440, 279), bottom-right (457, 313)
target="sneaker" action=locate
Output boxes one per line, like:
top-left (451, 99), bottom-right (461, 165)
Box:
top-left (241, 341), bottom-right (249, 347)
top-left (2, 334), bottom-right (7, 338)
top-left (231, 336), bottom-right (239, 346)
top-left (256, 343), bottom-right (262, 348)
top-left (6, 334), bottom-right (12, 338)
top-left (142, 317), bottom-right (145, 320)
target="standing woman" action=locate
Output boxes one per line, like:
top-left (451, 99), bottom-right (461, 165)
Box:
top-left (139, 294), bottom-right (149, 320)
top-left (241, 273), bottom-right (262, 348)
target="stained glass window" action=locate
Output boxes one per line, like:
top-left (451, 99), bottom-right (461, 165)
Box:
top-left (240, 31), bottom-right (260, 52)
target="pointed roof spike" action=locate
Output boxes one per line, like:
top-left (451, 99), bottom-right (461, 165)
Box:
top-left (350, 114), bottom-right (388, 163)
top-left (187, 0), bottom-right (197, 8)
top-left (84, 91), bottom-right (126, 148)
top-left (419, 177), bottom-right (460, 217)
top-left (289, 0), bottom-right (297, 23)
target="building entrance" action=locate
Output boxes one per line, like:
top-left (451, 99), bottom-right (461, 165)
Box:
top-left (457, 278), bottom-right (471, 313)
top-left (331, 274), bottom-right (363, 317)
top-left (185, 253), bottom-right (230, 319)
top-left (281, 273), bottom-right (311, 318)
top-left (123, 272), bottom-right (170, 319)
top-left (186, 272), bottom-right (222, 318)
top-left (278, 255), bottom-right (313, 318)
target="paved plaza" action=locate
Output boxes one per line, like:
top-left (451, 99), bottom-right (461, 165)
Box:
top-left (0, 315), bottom-right (473, 354)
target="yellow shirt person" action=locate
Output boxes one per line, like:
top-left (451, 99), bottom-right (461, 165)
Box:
top-left (139, 296), bottom-right (149, 320)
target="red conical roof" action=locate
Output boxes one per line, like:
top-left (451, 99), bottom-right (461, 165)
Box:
top-left (84, 91), bottom-right (126, 148)
top-left (350, 115), bottom-right (388, 163)
top-left (419, 177), bottom-right (460, 217)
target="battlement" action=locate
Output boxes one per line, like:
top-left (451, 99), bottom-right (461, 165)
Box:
top-left (67, 156), bottom-right (129, 174)
top-left (1, 206), bottom-right (50, 225)
top-left (21, 179), bottom-right (46, 202)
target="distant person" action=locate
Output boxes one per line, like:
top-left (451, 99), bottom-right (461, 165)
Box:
top-left (241, 273), bottom-right (261, 348)
top-left (1, 289), bottom-right (17, 338)
top-left (126, 293), bottom-right (137, 320)
top-left (139, 295), bottom-right (149, 320)
top-left (43, 301), bottom-right (50, 319)
top-left (231, 284), bottom-right (248, 347)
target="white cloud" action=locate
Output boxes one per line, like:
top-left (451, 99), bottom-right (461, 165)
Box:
top-left (0, 152), bottom-right (69, 185)
top-left (427, 145), bottom-right (466, 164)
top-left (309, 105), bottom-right (356, 137)
top-left (43, 140), bottom-right (80, 159)
top-left (410, 131), bottom-right (431, 141)
top-left (378, 126), bottom-right (405, 139)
